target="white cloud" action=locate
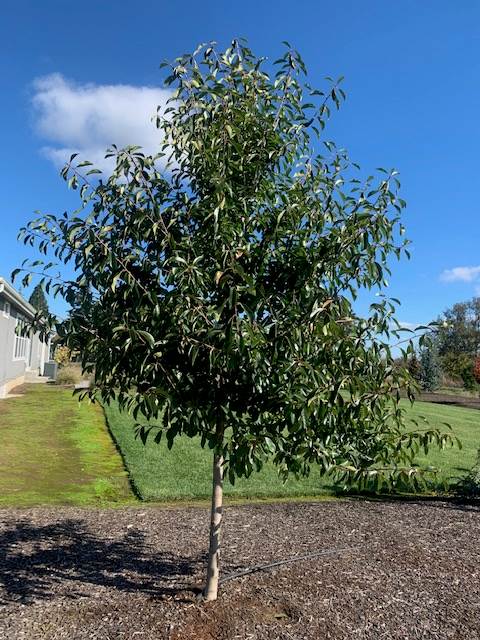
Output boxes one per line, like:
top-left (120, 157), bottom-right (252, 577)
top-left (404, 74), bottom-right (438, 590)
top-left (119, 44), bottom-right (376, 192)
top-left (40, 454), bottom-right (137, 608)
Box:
top-left (440, 266), bottom-right (480, 283)
top-left (397, 321), bottom-right (418, 331)
top-left (32, 73), bottom-right (172, 173)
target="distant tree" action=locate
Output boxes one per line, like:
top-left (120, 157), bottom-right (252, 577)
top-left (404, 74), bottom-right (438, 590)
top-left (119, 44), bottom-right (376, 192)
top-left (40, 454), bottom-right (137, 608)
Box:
top-left (419, 343), bottom-right (440, 391)
top-left (440, 352), bottom-right (473, 387)
top-left (15, 40), bottom-right (456, 601)
top-left (436, 298), bottom-right (480, 359)
top-left (28, 284), bottom-right (48, 314)
top-left (457, 355), bottom-right (476, 390)
top-left (407, 353), bottom-right (422, 383)
top-left (461, 362), bottom-right (477, 390)
top-left (392, 356), bottom-right (407, 375)
top-left (434, 298), bottom-right (480, 390)
top-left (473, 357), bottom-right (480, 386)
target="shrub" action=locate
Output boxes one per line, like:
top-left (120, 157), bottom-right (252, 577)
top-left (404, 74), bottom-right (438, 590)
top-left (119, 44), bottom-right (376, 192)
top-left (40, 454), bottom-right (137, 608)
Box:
top-left (460, 358), bottom-right (477, 391)
top-left (56, 365), bottom-right (81, 385)
top-left (473, 357), bottom-right (480, 386)
top-left (455, 449), bottom-right (480, 498)
top-left (54, 345), bottom-right (72, 367)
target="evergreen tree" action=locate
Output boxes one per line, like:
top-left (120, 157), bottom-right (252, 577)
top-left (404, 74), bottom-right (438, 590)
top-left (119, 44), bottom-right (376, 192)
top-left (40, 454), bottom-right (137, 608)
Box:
top-left (28, 284), bottom-right (48, 314)
top-left (419, 343), bottom-right (441, 391)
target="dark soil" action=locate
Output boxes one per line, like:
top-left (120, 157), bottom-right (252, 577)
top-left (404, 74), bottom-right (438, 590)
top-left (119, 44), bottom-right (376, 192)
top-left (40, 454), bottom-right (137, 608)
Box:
top-left (0, 500), bottom-right (479, 639)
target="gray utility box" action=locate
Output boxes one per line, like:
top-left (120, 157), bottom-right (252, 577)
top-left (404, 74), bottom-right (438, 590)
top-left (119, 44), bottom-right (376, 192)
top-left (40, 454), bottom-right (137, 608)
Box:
top-left (43, 361), bottom-right (58, 381)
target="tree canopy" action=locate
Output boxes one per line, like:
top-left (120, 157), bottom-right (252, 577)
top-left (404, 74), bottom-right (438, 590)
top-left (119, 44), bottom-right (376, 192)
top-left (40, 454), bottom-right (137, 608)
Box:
top-left (436, 298), bottom-right (480, 358)
top-left (15, 40), bottom-right (456, 599)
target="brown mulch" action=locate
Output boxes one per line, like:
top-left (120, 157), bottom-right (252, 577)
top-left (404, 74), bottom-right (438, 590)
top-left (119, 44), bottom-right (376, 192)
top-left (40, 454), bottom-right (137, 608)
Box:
top-left (0, 500), bottom-right (479, 639)
top-left (417, 392), bottom-right (480, 411)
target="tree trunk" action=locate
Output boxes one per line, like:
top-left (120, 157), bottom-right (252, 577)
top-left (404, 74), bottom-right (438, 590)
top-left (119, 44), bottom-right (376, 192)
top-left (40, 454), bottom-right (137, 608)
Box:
top-left (203, 451), bottom-right (224, 601)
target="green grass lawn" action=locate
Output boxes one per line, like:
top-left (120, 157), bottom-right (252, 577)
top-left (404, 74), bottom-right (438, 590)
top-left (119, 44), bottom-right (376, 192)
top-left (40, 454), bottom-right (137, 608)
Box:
top-left (104, 403), bottom-right (335, 501)
top-left (409, 401), bottom-right (480, 482)
top-left (0, 384), bottom-right (133, 506)
top-left (1, 385), bottom-right (478, 507)
top-left (104, 399), bottom-right (480, 502)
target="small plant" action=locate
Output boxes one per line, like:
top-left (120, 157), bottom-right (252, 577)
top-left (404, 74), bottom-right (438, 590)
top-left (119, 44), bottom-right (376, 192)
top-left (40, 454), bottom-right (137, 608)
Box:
top-left (455, 449), bottom-right (480, 498)
top-left (54, 345), bottom-right (72, 367)
top-left (56, 365), bottom-right (81, 385)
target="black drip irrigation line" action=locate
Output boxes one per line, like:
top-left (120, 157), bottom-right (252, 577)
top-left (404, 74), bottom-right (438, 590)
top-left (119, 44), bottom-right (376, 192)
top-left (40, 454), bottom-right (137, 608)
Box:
top-left (219, 546), bottom-right (357, 585)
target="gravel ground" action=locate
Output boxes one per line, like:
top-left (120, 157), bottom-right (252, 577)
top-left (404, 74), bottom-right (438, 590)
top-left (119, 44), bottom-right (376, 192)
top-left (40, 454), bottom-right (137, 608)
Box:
top-left (0, 500), bottom-right (479, 639)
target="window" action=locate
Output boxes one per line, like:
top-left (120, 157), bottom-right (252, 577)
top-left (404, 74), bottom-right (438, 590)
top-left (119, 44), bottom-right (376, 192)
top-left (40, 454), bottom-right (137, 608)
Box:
top-left (1, 300), bottom-right (10, 318)
top-left (13, 320), bottom-right (30, 361)
top-left (14, 335), bottom-right (29, 360)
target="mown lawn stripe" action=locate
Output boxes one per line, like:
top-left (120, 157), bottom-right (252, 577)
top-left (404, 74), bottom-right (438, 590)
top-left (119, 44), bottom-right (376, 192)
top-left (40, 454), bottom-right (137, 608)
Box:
top-left (104, 398), bottom-right (480, 501)
top-left (0, 385), bottom-right (133, 506)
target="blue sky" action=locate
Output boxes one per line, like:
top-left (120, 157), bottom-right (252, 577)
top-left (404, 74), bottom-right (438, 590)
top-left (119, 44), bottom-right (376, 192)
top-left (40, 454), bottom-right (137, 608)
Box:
top-left (1, 0), bottom-right (479, 324)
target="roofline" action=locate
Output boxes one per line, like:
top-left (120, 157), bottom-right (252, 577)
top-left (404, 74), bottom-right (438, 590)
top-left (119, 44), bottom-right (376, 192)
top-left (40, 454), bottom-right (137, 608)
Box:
top-left (0, 277), bottom-right (36, 318)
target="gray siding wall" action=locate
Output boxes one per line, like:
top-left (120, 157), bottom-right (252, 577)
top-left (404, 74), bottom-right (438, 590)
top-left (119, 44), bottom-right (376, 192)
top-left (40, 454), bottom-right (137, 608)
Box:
top-left (0, 312), bottom-right (26, 385)
top-left (0, 293), bottom-right (49, 393)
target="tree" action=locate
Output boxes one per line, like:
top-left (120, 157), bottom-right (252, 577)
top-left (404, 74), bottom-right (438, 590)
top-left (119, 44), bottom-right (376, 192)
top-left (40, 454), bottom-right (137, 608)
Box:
top-left (15, 40), bottom-right (455, 601)
top-left (459, 355), bottom-right (475, 390)
top-left (419, 343), bottom-right (440, 391)
top-left (434, 298), bottom-right (480, 390)
top-left (28, 283), bottom-right (48, 314)
top-left (407, 353), bottom-right (422, 383)
top-left (436, 298), bottom-right (480, 370)
top-left (474, 357), bottom-right (480, 386)
top-left (440, 351), bottom-right (475, 388)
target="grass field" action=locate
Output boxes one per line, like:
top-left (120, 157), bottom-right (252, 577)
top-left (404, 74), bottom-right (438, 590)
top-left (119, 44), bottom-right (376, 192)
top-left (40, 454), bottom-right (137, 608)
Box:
top-left (0, 385), bottom-right (133, 506)
top-left (409, 401), bottom-right (480, 481)
top-left (1, 385), bottom-right (478, 506)
top-left (104, 403), bottom-right (335, 501)
top-left (104, 399), bottom-right (480, 501)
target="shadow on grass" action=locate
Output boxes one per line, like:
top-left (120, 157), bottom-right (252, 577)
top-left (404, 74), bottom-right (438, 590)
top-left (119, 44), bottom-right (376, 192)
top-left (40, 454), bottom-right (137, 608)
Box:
top-left (0, 519), bottom-right (202, 605)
